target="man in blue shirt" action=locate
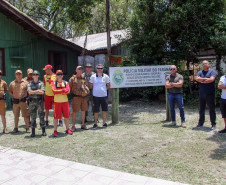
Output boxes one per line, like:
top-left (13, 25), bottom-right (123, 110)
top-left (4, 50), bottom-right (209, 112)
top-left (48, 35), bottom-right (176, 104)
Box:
top-left (195, 60), bottom-right (217, 130)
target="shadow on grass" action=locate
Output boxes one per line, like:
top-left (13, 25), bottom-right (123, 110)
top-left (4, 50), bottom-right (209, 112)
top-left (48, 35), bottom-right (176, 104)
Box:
top-left (206, 133), bottom-right (226, 161)
top-left (162, 124), bottom-right (180, 128)
top-left (9, 131), bottom-right (30, 135)
top-left (24, 135), bottom-right (43, 139)
top-left (192, 126), bottom-right (212, 132)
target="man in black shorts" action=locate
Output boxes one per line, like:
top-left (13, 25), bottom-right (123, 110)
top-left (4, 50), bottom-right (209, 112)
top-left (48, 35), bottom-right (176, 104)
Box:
top-left (89, 64), bottom-right (110, 129)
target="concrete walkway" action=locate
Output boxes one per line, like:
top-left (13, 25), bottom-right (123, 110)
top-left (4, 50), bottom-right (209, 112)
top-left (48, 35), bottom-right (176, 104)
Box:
top-left (0, 146), bottom-right (187, 185)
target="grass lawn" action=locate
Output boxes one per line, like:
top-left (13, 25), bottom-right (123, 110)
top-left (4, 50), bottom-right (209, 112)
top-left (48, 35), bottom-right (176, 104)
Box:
top-left (0, 101), bottom-right (225, 185)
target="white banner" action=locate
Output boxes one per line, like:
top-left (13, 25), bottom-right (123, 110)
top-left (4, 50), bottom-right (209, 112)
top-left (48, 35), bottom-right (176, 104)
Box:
top-left (109, 65), bottom-right (171, 88)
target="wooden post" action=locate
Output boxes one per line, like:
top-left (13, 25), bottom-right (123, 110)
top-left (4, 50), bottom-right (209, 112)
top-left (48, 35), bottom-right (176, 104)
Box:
top-left (165, 88), bottom-right (171, 121)
top-left (106, 0), bottom-right (119, 124)
top-left (112, 88), bottom-right (119, 124)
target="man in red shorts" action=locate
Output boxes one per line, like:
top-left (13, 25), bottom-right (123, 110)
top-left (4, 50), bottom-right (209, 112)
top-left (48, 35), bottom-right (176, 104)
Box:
top-left (51, 70), bottom-right (72, 137)
top-left (43, 65), bottom-right (62, 126)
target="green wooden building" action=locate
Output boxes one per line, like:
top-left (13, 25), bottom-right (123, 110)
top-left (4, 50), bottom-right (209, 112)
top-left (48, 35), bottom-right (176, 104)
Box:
top-left (0, 0), bottom-right (85, 108)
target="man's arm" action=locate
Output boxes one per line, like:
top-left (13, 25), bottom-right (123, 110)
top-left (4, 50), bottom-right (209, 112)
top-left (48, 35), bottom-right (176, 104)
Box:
top-left (165, 81), bottom-right (173, 89)
top-left (218, 81), bottom-right (226, 89)
top-left (202, 76), bottom-right (215, 84)
top-left (8, 83), bottom-right (13, 96)
top-left (106, 83), bottom-right (110, 90)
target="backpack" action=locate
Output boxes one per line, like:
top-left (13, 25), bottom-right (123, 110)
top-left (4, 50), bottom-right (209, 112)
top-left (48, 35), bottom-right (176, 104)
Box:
top-left (74, 75), bottom-right (90, 97)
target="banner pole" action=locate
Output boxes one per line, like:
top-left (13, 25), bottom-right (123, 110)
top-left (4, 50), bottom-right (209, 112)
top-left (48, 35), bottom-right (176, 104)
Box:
top-left (112, 88), bottom-right (119, 124)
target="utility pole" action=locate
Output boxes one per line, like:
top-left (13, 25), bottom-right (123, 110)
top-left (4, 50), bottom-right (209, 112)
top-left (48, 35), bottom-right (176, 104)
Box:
top-left (106, 0), bottom-right (119, 124)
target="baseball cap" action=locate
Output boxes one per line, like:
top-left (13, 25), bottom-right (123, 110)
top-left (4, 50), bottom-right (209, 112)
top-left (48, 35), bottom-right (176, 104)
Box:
top-left (15, 70), bottom-right (22, 74)
top-left (56, 70), bottom-right (63, 74)
top-left (33, 70), bottom-right (40, 75)
top-left (76, 66), bottom-right (84, 70)
top-left (27, 68), bottom-right (33, 74)
top-left (85, 63), bottom-right (92, 67)
top-left (43, 64), bottom-right (53, 70)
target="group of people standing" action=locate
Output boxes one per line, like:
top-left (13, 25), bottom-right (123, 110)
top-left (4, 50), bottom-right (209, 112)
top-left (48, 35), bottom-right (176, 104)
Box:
top-left (0, 63), bottom-right (110, 137)
top-left (165, 60), bottom-right (226, 133)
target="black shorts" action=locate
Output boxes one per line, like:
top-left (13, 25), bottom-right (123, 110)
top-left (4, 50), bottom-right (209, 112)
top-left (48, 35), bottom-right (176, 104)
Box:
top-left (220, 99), bottom-right (226, 118)
top-left (93, 96), bottom-right (108, 112)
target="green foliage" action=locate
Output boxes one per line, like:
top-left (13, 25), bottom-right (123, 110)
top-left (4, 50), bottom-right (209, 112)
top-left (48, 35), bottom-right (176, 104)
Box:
top-left (126, 0), bottom-right (226, 64)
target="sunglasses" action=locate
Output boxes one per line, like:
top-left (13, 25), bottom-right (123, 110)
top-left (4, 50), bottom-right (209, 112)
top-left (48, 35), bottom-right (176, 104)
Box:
top-left (97, 68), bottom-right (103, 69)
top-left (57, 73), bottom-right (63, 76)
top-left (170, 68), bottom-right (176, 70)
top-left (33, 74), bottom-right (39, 76)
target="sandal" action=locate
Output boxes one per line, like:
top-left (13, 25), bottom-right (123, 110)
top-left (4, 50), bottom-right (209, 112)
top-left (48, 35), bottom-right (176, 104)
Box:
top-left (3, 128), bottom-right (9, 134)
top-left (12, 128), bottom-right (18, 133)
top-left (71, 126), bottom-right (76, 132)
top-left (26, 127), bottom-right (31, 133)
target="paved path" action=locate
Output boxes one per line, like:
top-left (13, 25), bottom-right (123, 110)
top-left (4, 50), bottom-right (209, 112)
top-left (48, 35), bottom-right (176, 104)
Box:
top-left (0, 146), bottom-right (187, 185)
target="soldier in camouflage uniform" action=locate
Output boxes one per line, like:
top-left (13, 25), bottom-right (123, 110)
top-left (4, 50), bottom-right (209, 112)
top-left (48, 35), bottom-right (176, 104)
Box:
top-left (27, 70), bottom-right (46, 137)
top-left (82, 63), bottom-right (95, 122)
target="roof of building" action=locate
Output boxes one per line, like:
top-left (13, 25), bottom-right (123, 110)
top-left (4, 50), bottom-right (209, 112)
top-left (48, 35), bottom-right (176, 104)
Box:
top-left (67, 29), bottom-right (128, 51)
top-left (0, 0), bottom-right (85, 53)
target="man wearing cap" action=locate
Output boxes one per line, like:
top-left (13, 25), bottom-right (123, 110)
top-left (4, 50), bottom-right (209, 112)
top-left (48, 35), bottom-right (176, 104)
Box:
top-left (0, 70), bottom-right (8, 134)
top-left (69, 66), bottom-right (89, 131)
top-left (9, 70), bottom-right (30, 133)
top-left (28, 70), bottom-right (46, 137)
top-left (51, 70), bottom-right (72, 137)
top-left (89, 64), bottom-right (110, 129)
top-left (23, 68), bottom-right (33, 83)
top-left (43, 64), bottom-right (62, 127)
top-left (82, 63), bottom-right (95, 122)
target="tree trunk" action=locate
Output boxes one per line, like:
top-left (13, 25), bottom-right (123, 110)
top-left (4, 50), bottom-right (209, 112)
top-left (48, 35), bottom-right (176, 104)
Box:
top-left (106, 0), bottom-right (111, 68)
top-left (216, 54), bottom-right (222, 75)
top-left (81, 30), bottom-right (88, 66)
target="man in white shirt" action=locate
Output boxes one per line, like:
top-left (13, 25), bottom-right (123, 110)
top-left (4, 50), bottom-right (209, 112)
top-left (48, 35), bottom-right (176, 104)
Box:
top-left (218, 75), bottom-right (226, 133)
top-left (89, 64), bottom-right (110, 129)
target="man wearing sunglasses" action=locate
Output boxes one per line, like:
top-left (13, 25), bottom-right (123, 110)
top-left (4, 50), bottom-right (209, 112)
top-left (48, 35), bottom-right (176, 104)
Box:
top-left (195, 60), bottom-right (217, 130)
top-left (9, 70), bottom-right (30, 133)
top-left (69, 66), bottom-right (89, 131)
top-left (27, 70), bottom-right (46, 137)
top-left (89, 64), bottom-right (110, 129)
top-left (51, 70), bottom-right (72, 137)
top-left (165, 65), bottom-right (185, 127)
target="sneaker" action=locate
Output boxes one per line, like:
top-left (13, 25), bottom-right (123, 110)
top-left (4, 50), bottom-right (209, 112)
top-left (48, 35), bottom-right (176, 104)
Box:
top-left (93, 124), bottom-right (98, 129)
top-left (170, 122), bottom-right (176, 126)
top-left (53, 130), bottom-right (57, 137)
top-left (45, 120), bottom-right (49, 127)
top-left (66, 129), bottom-right (73, 135)
top-left (103, 123), bottom-right (108, 127)
top-left (211, 125), bottom-right (216, 130)
top-left (218, 128), bottom-right (226, 133)
top-left (59, 120), bottom-right (63, 127)
top-left (195, 124), bottom-right (203, 129)
top-left (181, 122), bottom-right (186, 128)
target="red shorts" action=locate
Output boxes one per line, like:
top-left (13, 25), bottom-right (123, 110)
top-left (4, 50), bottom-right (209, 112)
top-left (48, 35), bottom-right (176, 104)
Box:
top-left (45, 95), bottom-right (54, 110)
top-left (53, 102), bottom-right (70, 119)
